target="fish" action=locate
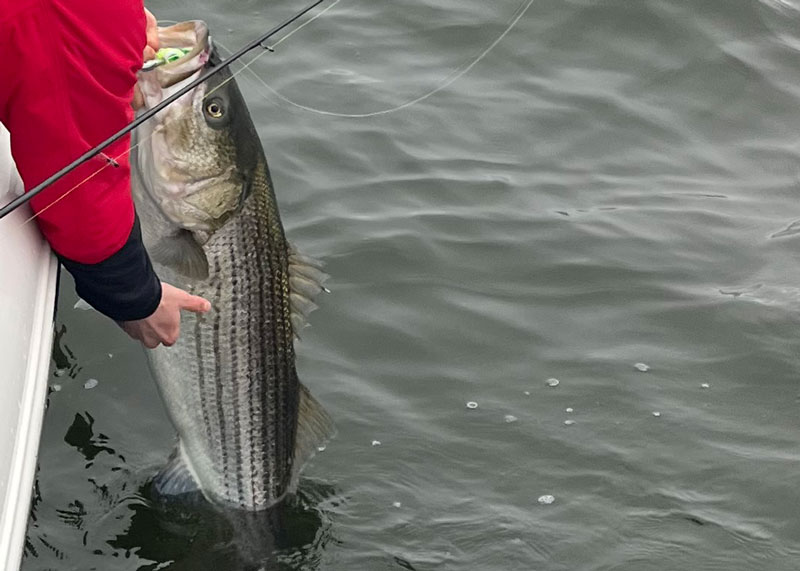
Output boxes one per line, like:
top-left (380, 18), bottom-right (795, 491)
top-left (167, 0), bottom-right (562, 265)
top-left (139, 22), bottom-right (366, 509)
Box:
top-left (130, 20), bottom-right (333, 511)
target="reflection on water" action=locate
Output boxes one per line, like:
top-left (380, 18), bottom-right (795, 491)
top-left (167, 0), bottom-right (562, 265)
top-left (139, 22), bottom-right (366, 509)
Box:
top-left (110, 483), bottom-right (333, 571)
top-left (51, 324), bottom-right (79, 380)
top-left (22, 0), bottom-right (800, 568)
top-left (24, 399), bottom-right (335, 570)
top-left (64, 412), bottom-right (125, 467)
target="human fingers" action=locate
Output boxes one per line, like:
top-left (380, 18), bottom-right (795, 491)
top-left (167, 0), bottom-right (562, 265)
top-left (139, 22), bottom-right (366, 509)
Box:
top-left (121, 321), bottom-right (161, 348)
top-left (132, 85), bottom-right (144, 110)
top-left (162, 282), bottom-right (211, 313)
top-left (180, 293), bottom-right (212, 314)
top-left (145, 8), bottom-right (159, 52)
top-left (159, 325), bottom-right (179, 347)
top-left (143, 334), bottom-right (161, 349)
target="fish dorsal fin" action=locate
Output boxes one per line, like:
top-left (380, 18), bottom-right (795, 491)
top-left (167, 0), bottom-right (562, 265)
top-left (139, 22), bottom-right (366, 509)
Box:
top-left (289, 382), bottom-right (335, 493)
top-left (150, 229), bottom-right (210, 280)
top-left (288, 244), bottom-right (329, 339)
top-left (154, 441), bottom-right (202, 497)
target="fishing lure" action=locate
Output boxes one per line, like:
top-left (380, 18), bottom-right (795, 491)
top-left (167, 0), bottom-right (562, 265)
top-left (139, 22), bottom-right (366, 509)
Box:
top-left (0, 0), bottom-right (324, 220)
top-left (142, 47), bottom-right (193, 72)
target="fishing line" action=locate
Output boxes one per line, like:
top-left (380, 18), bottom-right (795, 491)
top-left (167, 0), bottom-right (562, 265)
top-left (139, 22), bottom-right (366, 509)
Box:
top-left (223, 0), bottom-right (535, 118)
top-left (19, 161), bottom-right (114, 227)
top-left (6, 0), bottom-right (533, 230)
top-left (18, 47), bottom-right (271, 230)
top-left (0, 0), bottom-right (325, 221)
top-left (268, 0), bottom-right (343, 50)
top-left (3, 4), bottom-right (327, 233)
top-left (13, 41), bottom-right (282, 232)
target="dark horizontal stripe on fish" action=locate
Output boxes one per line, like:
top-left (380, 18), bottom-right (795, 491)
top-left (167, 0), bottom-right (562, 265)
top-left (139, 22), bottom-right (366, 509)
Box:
top-left (212, 259), bottom-right (231, 498)
top-left (227, 238), bottom-right (246, 501)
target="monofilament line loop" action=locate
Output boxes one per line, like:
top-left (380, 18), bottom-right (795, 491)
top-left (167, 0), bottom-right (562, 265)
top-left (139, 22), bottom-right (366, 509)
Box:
top-left (227, 0), bottom-right (535, 118)
top-left (0, 0), bottom-right (325, 221)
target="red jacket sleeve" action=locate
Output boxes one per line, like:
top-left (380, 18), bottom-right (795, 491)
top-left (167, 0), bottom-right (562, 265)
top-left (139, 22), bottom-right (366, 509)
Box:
top-left (0, 0), bottom-right (162, 320)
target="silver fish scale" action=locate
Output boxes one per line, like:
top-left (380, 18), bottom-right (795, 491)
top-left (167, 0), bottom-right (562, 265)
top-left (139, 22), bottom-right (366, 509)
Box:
top-left (149, 163), bottom-right (299, 510)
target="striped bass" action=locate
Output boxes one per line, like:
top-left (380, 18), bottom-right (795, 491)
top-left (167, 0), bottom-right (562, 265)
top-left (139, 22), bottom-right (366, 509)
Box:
top-left (131, 20), bottom-right (333, 511)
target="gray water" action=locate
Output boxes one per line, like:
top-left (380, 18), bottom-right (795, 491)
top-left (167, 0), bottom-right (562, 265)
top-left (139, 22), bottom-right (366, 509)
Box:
top-left (21, 0), bottom-right (800, 569)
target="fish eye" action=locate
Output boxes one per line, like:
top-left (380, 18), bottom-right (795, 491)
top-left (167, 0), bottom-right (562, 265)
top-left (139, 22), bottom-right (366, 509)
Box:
top-left (206, 100), bottom-right (224, 118)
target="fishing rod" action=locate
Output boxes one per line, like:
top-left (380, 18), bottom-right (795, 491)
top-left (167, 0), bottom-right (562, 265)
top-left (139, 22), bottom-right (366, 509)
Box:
top-left (0, 0), bottom-right (324, 220)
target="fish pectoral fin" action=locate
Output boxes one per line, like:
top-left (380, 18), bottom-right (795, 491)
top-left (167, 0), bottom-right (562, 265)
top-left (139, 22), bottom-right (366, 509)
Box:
top-left (154, 442), bottom-right (202, 496)
top-left (150, 230), bottom-right (210, 280)
top-left (288, 244), bottom-right (329, 339)
top-left (289, 382), bottom-right (335, 492)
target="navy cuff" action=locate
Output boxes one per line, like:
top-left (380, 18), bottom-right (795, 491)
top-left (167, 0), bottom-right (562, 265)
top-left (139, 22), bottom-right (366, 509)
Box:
top-left (57, 214), bottom-right (162, 321)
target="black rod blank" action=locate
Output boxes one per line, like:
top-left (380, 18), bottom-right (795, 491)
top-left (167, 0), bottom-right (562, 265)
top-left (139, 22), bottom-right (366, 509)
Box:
top-left (0, 0), bottom-right (324, 220)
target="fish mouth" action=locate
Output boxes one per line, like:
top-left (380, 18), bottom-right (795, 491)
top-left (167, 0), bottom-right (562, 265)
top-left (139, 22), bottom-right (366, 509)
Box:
top-left (141, 20), bottom-right (211, 90)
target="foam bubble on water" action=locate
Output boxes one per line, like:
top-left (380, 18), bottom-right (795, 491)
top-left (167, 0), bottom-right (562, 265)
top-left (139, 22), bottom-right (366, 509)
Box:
top-left (73, 299), bottom-right (93, 311)
top-left (83, 378), bottom-right (98, 390)
top-left (371, 440), bottom-right (381, 446)
top-left (652, 411), bottom-right (661, 417)
top-left (537, 495), bottom-right (555, 505)
top-left (51, 384), bottom-right (62, 392)
top-left (392, 501), bottom-right (402, 508)
top-left (108, 353), bottom-right (113, 359)
top-left (565, 407), bottom-right (574, 413)
top-left (701, 383), bottom-right (710, 389)
top-left (504, 415), bottom-right (518, 423)
top-left (466, 401), bottom-right (478, 409)
top-left (635, 363), bottom-right (650, 372)
top-left (317, 445), bottom-right (327, 452)
top-left (53, 368), bottom-right (66, 378)
top-left (546, 378), bottom-right (560, 387)
top-left (524, 391), bottom-right (531, 396)
top-left (563, 419), bottom-right (575, 426)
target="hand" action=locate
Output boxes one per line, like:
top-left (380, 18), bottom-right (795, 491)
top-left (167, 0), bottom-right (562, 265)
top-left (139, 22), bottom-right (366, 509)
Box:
top-left (143, 8), bottom-right (159, 61)
top-left (133, 7), bottom-right (160, 109)
top-left (120, 282), bottom-right (211, 349)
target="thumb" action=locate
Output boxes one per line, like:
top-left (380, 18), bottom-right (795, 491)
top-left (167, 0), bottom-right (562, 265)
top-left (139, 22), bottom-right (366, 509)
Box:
top-left (180, 292), bottom-right (212, 314)
top-left (145, 8), bottom-right (160, 50)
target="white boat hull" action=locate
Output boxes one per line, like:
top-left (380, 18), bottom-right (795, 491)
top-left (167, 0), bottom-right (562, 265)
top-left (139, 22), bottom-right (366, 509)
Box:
top-left (0, 125), bottom-right (58, 571)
